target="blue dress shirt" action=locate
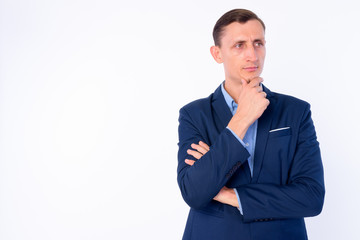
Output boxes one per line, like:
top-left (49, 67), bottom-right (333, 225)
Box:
top-left (221, 83), bottom-right (258, 214)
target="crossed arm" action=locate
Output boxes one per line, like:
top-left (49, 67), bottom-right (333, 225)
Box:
top-left (178, 108), bottom-right (325, 221)
top-left (178, 88), bottom-right (324, 222)
top-left (185, 141), bottom-right (239, 208)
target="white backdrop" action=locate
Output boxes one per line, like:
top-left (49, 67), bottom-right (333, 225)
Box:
top-left (1, 0), bottom-right (359, 239)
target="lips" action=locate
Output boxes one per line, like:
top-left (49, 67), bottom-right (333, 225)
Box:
top-left (243, 66), bottom-right (258, 71)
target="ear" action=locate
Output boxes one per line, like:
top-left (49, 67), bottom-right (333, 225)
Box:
top-left (210, 46), bottom-right (223, 63)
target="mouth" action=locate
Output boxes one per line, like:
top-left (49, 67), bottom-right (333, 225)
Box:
top-left (243, 66), bottom-right (258, 72)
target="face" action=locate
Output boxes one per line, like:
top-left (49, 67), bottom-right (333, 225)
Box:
top-left (211, 20), bottom-right (266, 83)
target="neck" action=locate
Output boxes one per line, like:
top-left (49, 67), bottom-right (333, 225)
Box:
top-left (223, 79), bottom-right (243, 104)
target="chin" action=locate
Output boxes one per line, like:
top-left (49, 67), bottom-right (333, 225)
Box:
top-left (241, 74), bottom-right (259, 83)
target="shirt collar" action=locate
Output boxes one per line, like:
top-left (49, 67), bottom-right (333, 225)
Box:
top-left (221, 81), bottom-right (237, 113)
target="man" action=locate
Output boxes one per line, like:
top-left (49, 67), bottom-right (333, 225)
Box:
top-left (177, 9), bottom-right (325, 240)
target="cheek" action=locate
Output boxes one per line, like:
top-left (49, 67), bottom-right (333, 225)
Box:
top-left (259, 50), bottom-right (266, 63)
top-left (223, 57), bottom-right (238, 69)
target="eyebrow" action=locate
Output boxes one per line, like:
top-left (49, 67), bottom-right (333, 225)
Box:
top-left (232, 39), bottom-right (264, 47)
top-left (234, 38), bottom-right (265, 44)
top-left (234, 40), bottom-right (246, 45)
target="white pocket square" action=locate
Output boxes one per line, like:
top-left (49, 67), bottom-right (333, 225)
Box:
top-left (269, 127), bottom-right (290, 133)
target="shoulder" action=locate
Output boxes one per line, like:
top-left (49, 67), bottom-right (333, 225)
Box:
top-left (179, 85), bottom-right (222, 116)
top-left (267, 89), bottom-right (313, 124)
top-left (269, 89), bottom-right (310, 111)
top-left (181, 94), bottom-right (213, 113)
top-left (178, 94), bottom-right (215, 126)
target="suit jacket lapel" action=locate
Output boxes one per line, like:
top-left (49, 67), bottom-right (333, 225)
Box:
top-left (251, 85), bottom-right (275, 183)
top-left (211, 85), bottom-right (233, 131)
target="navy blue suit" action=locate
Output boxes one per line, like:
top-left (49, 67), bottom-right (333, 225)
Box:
top-left (177, 84), bottom-right (325, 240)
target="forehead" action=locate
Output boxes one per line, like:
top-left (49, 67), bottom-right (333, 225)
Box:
top-left (220, 20), bottom-right (265, 45)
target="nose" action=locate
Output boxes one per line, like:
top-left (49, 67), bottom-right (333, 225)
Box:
top-left (245, 45), bottom-right (258, 61)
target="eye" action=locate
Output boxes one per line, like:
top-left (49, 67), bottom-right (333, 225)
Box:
top-left (235, 43), bottom-right (243, 48)
top-left (254, 41), bottom-right (264, 47)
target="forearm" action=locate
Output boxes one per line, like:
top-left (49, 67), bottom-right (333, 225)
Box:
top-left (177, 129), bottom-right (249, 209)
top-left (237, 179), bottom-right (325, 222)
top-left (227, 116), bottom-right (250, 140)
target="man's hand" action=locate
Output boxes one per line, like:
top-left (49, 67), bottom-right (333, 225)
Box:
top-left (185, 142), bottom-right (239, 208)
top-left (213, 186), bottom-right (239, 208)
top-left (185, 141), bottom-right (210, 166)
top-left (227, 77), bottom-right (270, 139)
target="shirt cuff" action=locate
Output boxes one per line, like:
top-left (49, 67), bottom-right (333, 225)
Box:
top-left (234, 188), bottom-right (243, 215)
top-left (226, 126), bottom-right (247, 147)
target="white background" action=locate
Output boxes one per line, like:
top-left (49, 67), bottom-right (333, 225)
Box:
top-left (1, 0), bottom-right (359, 239)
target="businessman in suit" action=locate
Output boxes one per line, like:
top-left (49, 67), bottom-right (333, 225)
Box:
top-left (177, 9), bottom-right (325, 240)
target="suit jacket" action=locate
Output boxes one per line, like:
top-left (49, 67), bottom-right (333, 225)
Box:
top-left (177, 84), bottom-right (325, 240)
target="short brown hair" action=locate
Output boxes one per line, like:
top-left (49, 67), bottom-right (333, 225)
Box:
top-left (213, 9), bottom-right (266, 46)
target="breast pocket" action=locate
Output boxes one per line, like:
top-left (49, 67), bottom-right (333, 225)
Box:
top-left (268, 127), bottom-right (291, 138)
top-left (260, 127), bottom-right (293, 183)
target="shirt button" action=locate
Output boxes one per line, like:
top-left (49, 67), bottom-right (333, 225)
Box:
top-left (245, 143), bottom-right (249, 147)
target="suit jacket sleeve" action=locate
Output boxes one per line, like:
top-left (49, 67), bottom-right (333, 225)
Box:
top-left (177, 107), bottom-right (250, 209)
top-left (236, 104), bottom-right (325, 222)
